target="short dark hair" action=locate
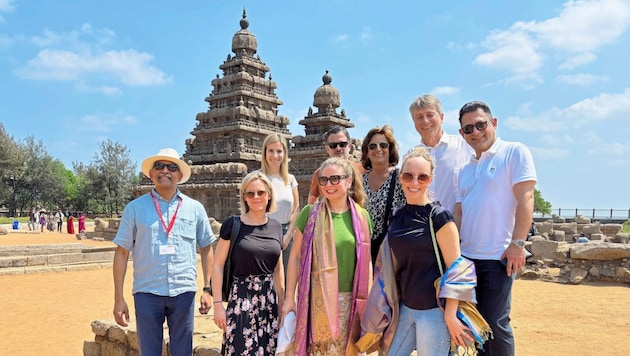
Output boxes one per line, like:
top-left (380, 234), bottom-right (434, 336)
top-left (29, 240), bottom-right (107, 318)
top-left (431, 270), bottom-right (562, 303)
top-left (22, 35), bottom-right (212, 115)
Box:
top-left (324, 126), bottom-right (350, 142)
top-left (458, 101), bottom-right (493, 123)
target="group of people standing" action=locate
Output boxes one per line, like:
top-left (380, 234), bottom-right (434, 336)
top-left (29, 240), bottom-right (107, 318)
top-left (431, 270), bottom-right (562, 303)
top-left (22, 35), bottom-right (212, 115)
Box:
top-left (28, 208), bottom-right (86, 234)
top-left (111, 95), bottom-right (536, 356)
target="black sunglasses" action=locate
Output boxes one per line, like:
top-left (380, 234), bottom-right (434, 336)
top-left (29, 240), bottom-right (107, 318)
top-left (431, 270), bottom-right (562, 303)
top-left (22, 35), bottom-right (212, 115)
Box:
top-left (153, 162), bottom-right (180, 172)
top-left (327, 141), bottom-right (349, 149)
top-left (400, 172), bottom-right (431, 183)
top-left (318, 175), bottom-right (349, 186)
top-left (461, 121), bottom-right (489, 135)
top-left (368, 142), bottom-right (389, 150)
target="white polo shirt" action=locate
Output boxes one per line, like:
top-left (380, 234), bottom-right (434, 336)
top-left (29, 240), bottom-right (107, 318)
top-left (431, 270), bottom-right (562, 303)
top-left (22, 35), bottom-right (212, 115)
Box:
top-left (414, 132), bottom-right (472, 214)
top-left (456, 138), bottom-right (537, 260)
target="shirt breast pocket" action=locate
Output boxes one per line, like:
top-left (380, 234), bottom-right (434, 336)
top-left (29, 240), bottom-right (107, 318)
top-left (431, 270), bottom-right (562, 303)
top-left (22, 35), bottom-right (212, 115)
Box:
top-left (172, 218), bottom-right (195, 240)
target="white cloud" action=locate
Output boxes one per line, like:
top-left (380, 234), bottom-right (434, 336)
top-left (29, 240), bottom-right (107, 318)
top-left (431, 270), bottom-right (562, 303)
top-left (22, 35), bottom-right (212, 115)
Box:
top-left (430, 86), bottom-right (460, 96)
top-left (76, 82), bottom-right (122, 95)
top-left (529, 146), bottom-right (571, 159)
top-left (555, 73), bottom-right (609, 85)
top-left (332, 34), bottom-right (349, 43)
top-left (533, 0), bottom-right (630, 53)
top-left (0, 0), bottom-right (15, 11)
top-left (504, 87), bottom-right (630, 132)
top-left (559, 52), bottom-right (597, 70)
top-left (16, 48), bottom-right (171, 86)
top-left (78, 113), bottom-right (138, 133)
top-left (360, 27), bottom-right (373, 43)
top-left (475, 26), bottom-right (542, 73)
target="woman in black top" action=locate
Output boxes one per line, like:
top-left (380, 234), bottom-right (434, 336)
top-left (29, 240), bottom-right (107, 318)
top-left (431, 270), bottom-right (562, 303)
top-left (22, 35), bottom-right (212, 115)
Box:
top-left (212, 171), bottom-right (285, 355)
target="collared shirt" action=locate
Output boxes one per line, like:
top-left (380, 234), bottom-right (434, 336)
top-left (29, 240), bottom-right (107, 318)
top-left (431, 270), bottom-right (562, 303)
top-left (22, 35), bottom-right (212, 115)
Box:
top-left (414, 132), bottom-right (472, 213)
top-left (456, 138), bottom-right (537, 260)
top-left (114, 189), bottom-right (216, 296)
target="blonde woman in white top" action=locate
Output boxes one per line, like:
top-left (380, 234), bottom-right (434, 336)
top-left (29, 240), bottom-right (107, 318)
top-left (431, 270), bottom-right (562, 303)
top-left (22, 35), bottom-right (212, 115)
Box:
top-left (260, 133), bottom-right (300, 275)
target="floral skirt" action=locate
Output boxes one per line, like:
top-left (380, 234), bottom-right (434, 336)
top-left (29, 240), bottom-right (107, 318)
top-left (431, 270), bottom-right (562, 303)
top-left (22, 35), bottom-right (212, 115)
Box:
top-left (222, 274), bottom-right (280, 356)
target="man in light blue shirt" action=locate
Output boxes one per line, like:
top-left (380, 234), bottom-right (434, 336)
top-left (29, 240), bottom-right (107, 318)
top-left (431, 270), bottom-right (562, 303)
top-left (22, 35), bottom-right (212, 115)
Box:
top-left (113, 148), bottom-right (216, 356)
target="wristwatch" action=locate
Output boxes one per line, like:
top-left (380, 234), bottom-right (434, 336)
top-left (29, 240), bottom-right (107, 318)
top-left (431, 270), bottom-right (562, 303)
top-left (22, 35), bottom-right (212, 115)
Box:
top-left (202, 287), bottom-right (212, 294)
top-left (511, 239), bottom-right (525, 248)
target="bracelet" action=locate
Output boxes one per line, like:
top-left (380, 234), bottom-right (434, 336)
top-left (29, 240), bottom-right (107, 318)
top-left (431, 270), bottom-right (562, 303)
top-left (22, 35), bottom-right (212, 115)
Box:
top-left (213, 301), bottom-right (223, 304)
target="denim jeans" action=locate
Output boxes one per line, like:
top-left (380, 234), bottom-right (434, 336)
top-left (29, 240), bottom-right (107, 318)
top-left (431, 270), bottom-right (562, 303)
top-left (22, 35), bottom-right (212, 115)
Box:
top-left (468, 258), bottom-right (515, 356)
top-left (134, 292), bottom-right (195, 356)
top-left (388, 304), bottom-right (451, 356)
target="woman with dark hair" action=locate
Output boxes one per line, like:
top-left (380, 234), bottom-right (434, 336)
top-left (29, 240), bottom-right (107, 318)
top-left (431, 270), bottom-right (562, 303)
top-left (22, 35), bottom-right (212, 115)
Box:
top-left (283, 157), bottom-right (373, 355)
top-left (212, 171), bottom-right (285, 355)
top-left (361, 124), bottom-right (406, 264)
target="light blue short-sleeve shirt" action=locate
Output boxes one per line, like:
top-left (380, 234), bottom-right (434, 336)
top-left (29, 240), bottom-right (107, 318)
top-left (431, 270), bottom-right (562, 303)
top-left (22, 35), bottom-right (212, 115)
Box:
top-left (114, 189), bottom-right (216, 296)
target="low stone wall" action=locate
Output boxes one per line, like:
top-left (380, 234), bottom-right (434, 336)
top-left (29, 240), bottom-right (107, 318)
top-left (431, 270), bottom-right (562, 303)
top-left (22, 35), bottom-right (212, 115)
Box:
top-left (84, 319), bottom-right (222, 356)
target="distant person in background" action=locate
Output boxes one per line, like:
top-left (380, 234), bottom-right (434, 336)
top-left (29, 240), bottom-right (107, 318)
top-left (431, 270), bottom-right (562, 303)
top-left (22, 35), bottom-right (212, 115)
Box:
top-left (258, 133), bottom-right (300, 279)
top-left (410, 94), bottom-right (472, 214)
top-left (28, 208), bottom-right (37, 231)
top-left (78, 213), bottom-right (87, 233)
top-left (55, 208), bottom-right (64, 233)
top-left (360, 124), bottom-right (406, 264)
top-left (39, 211), bottom-right (46, 233)
top-left (47, 212), bottom-right (55, 232)
top-left (67, 214), bottom-right (75, 234)
top-left (527, 221), bottom-right (537, 240)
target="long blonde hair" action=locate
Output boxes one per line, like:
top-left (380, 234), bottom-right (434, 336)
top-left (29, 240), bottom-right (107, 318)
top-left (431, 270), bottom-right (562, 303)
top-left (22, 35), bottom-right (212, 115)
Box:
top-left (319, 157), bottom-right (366, 207)
top-left (260, 133), bottom-right (290, 185)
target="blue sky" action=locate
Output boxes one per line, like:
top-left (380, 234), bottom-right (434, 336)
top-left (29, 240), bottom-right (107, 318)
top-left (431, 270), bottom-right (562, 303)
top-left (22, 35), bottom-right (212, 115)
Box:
top-left (1, 0), bottom-right (629, 210)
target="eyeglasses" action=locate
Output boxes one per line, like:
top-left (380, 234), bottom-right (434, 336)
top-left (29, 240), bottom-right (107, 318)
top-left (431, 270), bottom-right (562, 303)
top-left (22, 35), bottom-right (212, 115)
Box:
top-left (400, 172), bottom-right (431, 183)
top-left (461, 121), bottom-right (489, 135)
top-left (368, 142), bottom-right (389, 150)
top-left (153, 162), bottom-right (180, 172)
top-left (318, 175), bottom-right (349, 186)
top-left (243, 190), bottom-right (268, 199)
top-left (327, 141), bottom-right (349, 149)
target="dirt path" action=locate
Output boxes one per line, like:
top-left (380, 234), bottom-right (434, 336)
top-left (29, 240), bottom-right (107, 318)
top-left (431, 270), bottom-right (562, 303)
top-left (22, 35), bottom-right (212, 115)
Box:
top-left (1, 230), bottom-right (629, 355)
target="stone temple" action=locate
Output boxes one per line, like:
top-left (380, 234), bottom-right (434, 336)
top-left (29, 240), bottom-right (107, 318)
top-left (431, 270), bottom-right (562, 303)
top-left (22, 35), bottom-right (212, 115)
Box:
top-left (132, 9), bottom-right (361, 222)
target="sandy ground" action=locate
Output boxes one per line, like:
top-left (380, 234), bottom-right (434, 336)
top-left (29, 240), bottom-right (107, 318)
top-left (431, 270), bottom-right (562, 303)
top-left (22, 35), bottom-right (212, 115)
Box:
top-left (1, 229), bottom-right (629, 355)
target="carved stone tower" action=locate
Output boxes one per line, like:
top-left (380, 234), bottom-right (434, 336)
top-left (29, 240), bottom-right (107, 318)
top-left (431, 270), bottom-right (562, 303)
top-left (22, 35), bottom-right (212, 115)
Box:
top-left (183, 9), bottom-right (292, 172)
top-left (290, 70), bottom-right (361, 203)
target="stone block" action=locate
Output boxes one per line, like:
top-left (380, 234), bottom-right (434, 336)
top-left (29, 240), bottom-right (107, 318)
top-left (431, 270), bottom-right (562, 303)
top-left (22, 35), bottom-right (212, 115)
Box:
top-left (570, 242), bottom-right (630, 260)
top-left (47, 253), bottom-right (84, 265)
top-left (92, 320), bottom-right (111, 336)
top-left (601, 224), bottom-right (623, 237)
top-left (83, 340), bottom-right (100, 356)
top-left (550, 230), bottom-right (565, 242)
top-left (195, 346), bottom-right (222, 356)
top-left (539, 221), bottom-right (553, 234)
top-left (552, 214), bottom-right (565, 223)
top-left (582, 223), bottom-right (601, 235)
top-left (568, 267), bottom-right (588, 284)
top-left (590, 233), bottom-right (605, 241)
top-left (575, 215), bottom-right (591, 224)
top-left (27, 255), bottom-right (47, 266)
top-left (100, 340), bottom-right (128, 356)
top-left (530, 240), bottom-right (564, 260)
top-left (127, 329), bottom-right (139, 350)
top-left (0, 256), bottom-right (28, 268)
top-left (84, 251), bottom-right (115, 262)
top-left (612, 233), bottom-right (630, 244)
top-left (108, 324), bottom-right (128, 343)
top-left (108, 219), bottom-right (121, 229)
top-left (554, 222), bottom-right (578, 235)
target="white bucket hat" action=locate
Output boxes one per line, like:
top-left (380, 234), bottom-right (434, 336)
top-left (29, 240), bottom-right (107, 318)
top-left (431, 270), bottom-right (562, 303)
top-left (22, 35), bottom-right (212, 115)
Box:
top-left (141, 148), bottom-right (192, 184)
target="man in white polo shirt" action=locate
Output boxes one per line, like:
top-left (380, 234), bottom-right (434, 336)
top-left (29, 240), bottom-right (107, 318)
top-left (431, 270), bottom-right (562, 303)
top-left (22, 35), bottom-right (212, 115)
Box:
top-left (454, 101), bottom-right (537, 356)
top-left (409, 94), bottom-right (472, 214)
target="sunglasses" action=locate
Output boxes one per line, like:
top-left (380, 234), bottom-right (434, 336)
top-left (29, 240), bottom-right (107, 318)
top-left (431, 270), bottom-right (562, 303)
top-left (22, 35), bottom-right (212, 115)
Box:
top-left (461, 121), bottom-right (489, 135)
top-left (368, 142), bottom-right (389, 150)
top-left (243, 190), bottom-right (268, 199)
top-left (153, 162), bottom-right (180, 172)
top-left (400, 172), bottom-right (431, 183)
top-left (318, 175), bottom-right (349, 186)
top-left (327, 141), bottom-right (349, 149)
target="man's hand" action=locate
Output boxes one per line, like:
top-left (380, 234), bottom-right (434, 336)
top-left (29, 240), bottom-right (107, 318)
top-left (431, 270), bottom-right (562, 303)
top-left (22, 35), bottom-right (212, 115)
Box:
top-left (113, 299), bottom-right (130, 327)
top-left (198, 290), bottom-right (212, 314)
top-left (500, 243), bottom-right (526, 276)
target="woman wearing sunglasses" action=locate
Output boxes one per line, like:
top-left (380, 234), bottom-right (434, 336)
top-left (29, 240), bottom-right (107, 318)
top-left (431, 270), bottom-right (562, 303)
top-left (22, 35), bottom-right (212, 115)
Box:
top-left (212, 171), bottom-right (285, 355)
top-left (360, 125), bottom-right (406, 264)
top-left (358, 148), bottom-right (481, 355)
top-left (283, 157), bottom-right (373, 355)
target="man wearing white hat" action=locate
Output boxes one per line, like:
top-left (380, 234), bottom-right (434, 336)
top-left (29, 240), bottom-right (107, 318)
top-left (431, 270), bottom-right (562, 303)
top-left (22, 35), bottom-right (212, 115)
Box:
top-left (113, 148), bottom-right (216, 356)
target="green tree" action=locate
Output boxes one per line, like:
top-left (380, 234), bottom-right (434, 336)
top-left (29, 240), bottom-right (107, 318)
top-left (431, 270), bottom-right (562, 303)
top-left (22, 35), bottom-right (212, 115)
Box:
top-left (534, 189), bottom-right (552, 216)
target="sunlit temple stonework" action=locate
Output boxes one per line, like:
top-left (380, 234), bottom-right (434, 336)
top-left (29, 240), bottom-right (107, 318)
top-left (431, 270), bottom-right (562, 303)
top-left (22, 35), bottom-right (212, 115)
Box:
top-left (132, 9), bottom-right (361, 221)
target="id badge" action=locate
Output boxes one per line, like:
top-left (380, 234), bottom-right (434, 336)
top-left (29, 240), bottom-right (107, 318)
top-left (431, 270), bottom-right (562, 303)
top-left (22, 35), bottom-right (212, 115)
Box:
top-left (159, 245), bottom-right (176, 255)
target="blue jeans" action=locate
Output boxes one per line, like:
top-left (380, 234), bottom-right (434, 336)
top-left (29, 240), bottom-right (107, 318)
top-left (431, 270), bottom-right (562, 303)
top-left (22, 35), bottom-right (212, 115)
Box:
top-left (388, 305), bottom-right (451, 356)
top-left (468, 258), bottom-right (515, 356)
top-left (134, 292), bottom-right (195, 356)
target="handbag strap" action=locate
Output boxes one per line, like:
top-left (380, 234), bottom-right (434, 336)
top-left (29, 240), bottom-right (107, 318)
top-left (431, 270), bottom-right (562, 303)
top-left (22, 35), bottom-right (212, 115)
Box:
top-left (428, 206), bottom-right (444, 276)
top-left (227, 215), bottom-right (241, 260)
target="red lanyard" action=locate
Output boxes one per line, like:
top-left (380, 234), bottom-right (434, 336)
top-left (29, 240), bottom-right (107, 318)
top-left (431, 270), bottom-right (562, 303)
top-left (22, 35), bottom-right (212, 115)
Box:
top-left (150, 191), bottom-right (182, 238)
